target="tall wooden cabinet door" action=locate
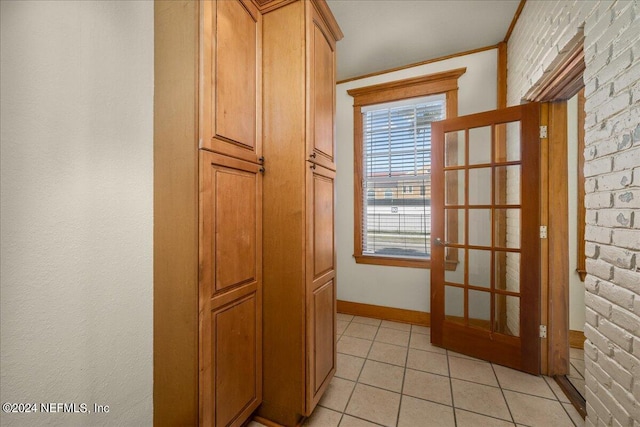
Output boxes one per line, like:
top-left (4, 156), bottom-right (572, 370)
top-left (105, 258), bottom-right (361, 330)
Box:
top-left (201, 0), bottom-right (262, 164)
top-left (199, 150), bottom-right (263, 427)
top-left (305, 162), bottom-right (336, 413)
top-left (307, 4), bottom-right (337, 171)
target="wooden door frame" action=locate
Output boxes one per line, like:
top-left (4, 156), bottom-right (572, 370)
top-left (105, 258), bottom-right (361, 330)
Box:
top-left (525, 35), bottom-right (585, 376)
top-left (541, 101), bottom-right (570, 376)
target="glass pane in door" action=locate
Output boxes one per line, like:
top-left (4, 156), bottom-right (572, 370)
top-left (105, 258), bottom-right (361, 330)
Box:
top-left (495, 165), bottom-right (521, 205)
top-left (445, 208), bottom-right (465, 245)
top-left (469, 290), bottom-right (491, 331)
top-left (468, 168), bottom-right (492, 205)
top-left (445, 130), bottom-right (465, 167)
top-left (445, 170), bottom-right (464, 206)
top-left (445, 285), bottom-right (464, 325)
top-left (495, 121), bottom-right (521, 162)
top-left (468, 126), bottom-right (492, 165)
top-left (468, 209), bottom-right (491, 247)
top-left (494, 294), bottom-right (520, 336)
top-left (445, 250), bottom-right (465, 285)
top-left (494, 251), bottom-right (520, 292)
top-left (494, 209), bottom-right (520, 249)
top-left (468, 249), bottom-right (491, 288)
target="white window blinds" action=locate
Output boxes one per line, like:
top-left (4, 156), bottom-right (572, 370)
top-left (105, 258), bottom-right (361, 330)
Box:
top-left (361, 95), bottom-right (445, 258)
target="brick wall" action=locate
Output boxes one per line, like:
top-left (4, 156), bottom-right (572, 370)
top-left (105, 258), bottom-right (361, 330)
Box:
top-left (508, 1), bottom-right (640, 426)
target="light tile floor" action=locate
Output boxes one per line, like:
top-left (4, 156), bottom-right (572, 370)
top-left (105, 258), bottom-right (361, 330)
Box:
top-left (303, 314), bottom-right (584, 427)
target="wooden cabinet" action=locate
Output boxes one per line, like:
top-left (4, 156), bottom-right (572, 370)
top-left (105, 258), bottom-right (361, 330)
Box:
top-left (155, 1), bottom-right (263, 426)
top-left (155, 1), bottom-right (340, 426)
top-left (260, 2), bottom-right (342, 425)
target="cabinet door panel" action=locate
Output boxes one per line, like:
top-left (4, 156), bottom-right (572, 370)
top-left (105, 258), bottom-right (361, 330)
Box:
top-left (212, 293), bottom-right (259, 427)
top-left (213, 167), bottom-right (257, 294)
top-left (202, 0), bottom-right (261, 163)
top-left (306, 163), bottom-right (336, 414)
top-left (200, 150), bottom-right (262, 427)
top-left (311, 165), bottom-right (335, 279)
top-left (312, 279), bottom-right (335, 394)
top-left (308, 8), bottom-right (336, 170)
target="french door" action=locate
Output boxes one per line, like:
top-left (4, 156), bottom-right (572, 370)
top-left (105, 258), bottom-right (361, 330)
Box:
top-left (430, 103), bottom-right (541, 374)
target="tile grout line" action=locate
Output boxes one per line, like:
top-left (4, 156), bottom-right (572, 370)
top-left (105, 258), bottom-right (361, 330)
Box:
top-left (489, 362), bottom-right (517, 426)
top-left (395, 326), bottom-right (414, 427)
top-left (501, 386), bottom-right (574, 402)
top-left (342, 413), bottom-right (386, 427)
top-left (445, 349), bottom-right (458, 427)
top-left (569, 359), bottom-right (585, 380)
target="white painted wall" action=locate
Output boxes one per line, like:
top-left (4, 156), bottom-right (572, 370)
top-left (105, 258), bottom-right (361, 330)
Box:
top-left (336, 49), bottom-right (498, 312)
top-left (0, 2), bottom-right (153, 425)
top-left (567, 94), bottom-right (586, 332)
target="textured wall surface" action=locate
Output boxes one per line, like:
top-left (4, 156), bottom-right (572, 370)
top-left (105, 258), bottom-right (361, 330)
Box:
top-left (509, 1), bottom-right (639, 425)
top-left (508, 0), bottom-right (598, 105)
top-left (0, 1), bottom-right (154, 425)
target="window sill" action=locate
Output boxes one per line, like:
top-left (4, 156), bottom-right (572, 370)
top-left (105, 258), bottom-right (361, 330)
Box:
top-left (354, 254), bottom-right (459, 271)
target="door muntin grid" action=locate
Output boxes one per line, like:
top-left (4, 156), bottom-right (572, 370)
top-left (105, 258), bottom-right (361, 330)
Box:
top-left (443, 121), bottom-right (522, 337)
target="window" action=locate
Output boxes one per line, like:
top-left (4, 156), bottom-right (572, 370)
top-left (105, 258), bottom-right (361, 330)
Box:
top-left (361, 95), bottom-right (444, 259)
top-left (348, 68), bottom-right (465, 268)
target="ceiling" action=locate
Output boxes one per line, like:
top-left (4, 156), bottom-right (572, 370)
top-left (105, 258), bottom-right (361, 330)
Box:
top-left (326, 0), bottom-right (521, 82)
